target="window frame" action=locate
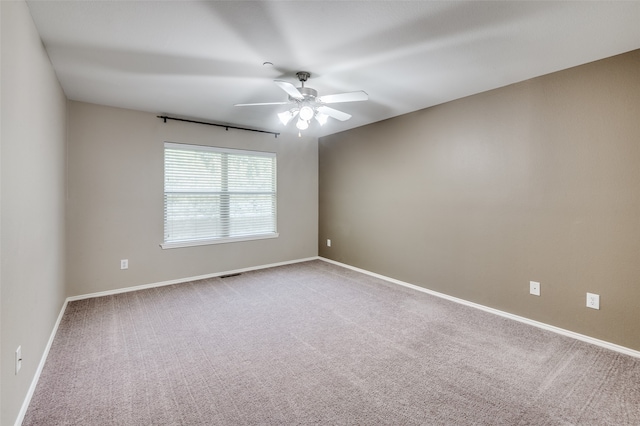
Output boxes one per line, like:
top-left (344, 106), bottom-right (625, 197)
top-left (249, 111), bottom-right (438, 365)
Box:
top-left (161, 142), bottom-right (278, 249)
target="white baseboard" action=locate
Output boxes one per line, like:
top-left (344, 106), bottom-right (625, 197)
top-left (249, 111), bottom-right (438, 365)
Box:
top-left (67, 256), bottom-right (320, 301)
top-left (319, 257), bottom-right (640, 359)
top-left (19, 254), bottom-right (637, 426)
top-left (17, 256), bottom-right (319, 426)
top-left (15, 298), bottom-right (69, 426)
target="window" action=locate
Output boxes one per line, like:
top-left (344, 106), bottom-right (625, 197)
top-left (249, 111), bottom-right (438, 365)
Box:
top-left (162, 142), bottom-right (277, 248)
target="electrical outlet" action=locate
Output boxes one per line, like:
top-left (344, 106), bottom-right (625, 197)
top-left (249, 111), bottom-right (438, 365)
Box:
top-left (16, 346), bottom-right (22, 375)
top-left (586, 292), bottom-right (600, 310)
top-left (120, 259), bottom-right (128, 270)
top-left (327, 239), bottom-right (331, 247)
top-left (529, 281), bottom-right (540, 296)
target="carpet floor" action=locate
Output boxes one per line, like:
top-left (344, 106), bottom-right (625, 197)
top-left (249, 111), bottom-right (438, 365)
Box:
top-left (23, 260), bottom-right (640, 425)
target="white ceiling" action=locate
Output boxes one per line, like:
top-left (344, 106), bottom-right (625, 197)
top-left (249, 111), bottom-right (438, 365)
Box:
top-left (26, 1), bottom-right (640, 138)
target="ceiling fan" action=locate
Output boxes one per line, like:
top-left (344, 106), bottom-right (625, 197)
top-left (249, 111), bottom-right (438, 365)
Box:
top-left (234, 71), bottom-right (368, 131)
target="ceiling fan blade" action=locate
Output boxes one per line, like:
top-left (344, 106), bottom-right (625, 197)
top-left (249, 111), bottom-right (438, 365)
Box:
top-left (318, 91), bottom-right (368, 104)
top-left (234, 101), bottom-right (290, 107)
top-left (274, 80), bottom-right (304, 100)
top-left (317, 106), bottom-right (352, 121)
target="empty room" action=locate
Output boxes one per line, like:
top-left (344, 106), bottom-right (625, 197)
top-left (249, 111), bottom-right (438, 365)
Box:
top-left (2, 1), bottom-right (640, 425)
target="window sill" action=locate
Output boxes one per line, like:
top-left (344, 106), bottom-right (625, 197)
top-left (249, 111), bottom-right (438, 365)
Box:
top-left (160, 233), bottom-right (279, 250)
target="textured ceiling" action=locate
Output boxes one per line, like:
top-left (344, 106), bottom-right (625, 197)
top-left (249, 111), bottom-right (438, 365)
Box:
top-left (26, 1), bottom-right (640, 137)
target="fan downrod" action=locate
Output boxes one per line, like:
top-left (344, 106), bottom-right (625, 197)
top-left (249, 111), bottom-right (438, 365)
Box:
top-left (292, 71), bottom-right (316, 100)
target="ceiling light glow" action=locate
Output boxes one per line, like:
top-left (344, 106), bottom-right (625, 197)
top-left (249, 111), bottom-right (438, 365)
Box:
top-left (299, 105), bottom-right (314, 121)
top-left (296, 118), bottom-right (309, 130)
top-left (278, 110), bottom-right (294, 125)
top-left (315, 113), bottom-right (328, 126)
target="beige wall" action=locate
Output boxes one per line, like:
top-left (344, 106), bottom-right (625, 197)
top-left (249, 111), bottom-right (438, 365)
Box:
top-left (66, 102), bottom-right (318, 296)
top-left (319, 50), bottom-right (640, 351)
top-left (1, 1), bottom-right (68, 424)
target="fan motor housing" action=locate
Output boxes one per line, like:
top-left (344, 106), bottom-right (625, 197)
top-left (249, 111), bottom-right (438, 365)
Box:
top-left (290, 86), bottom-right (317, 101)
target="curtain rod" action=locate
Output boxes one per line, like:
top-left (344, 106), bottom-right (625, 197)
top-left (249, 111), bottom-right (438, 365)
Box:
top-left (157, 115), bottom-right (279, 138)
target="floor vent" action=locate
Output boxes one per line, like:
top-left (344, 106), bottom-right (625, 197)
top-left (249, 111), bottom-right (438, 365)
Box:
top-left (220, 273), bottom-right (241, 279)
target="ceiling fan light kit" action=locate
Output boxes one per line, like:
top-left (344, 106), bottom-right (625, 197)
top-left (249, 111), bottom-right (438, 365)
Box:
top-left (299, 105), bottom-right (315, 121)
top-left (277, 110), bottom-right (295, 126)
top-left (296, 118), bottom-right (309, 130)
top-left (315, 113), bottom-right (328, 126)
top-left (235, 71), bottom-right (368, 134)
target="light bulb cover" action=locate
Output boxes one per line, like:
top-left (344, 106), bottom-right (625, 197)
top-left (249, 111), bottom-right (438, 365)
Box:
top-left (296, 118), bottom-right (309, 130)
top-left (299, 105), bottom-right (315, 121)
top-left (315, 113), bottom-right (328, 126)
top-left (278, 110), bottom-right (294, 125)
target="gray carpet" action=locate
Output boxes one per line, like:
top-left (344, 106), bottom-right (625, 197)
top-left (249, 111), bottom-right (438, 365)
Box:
top-left (23, 260), bottom-right (640, 425)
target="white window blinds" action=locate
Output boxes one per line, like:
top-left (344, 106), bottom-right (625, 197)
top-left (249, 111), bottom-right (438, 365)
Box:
top-left (163, 143), bottom-right (277, 247)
